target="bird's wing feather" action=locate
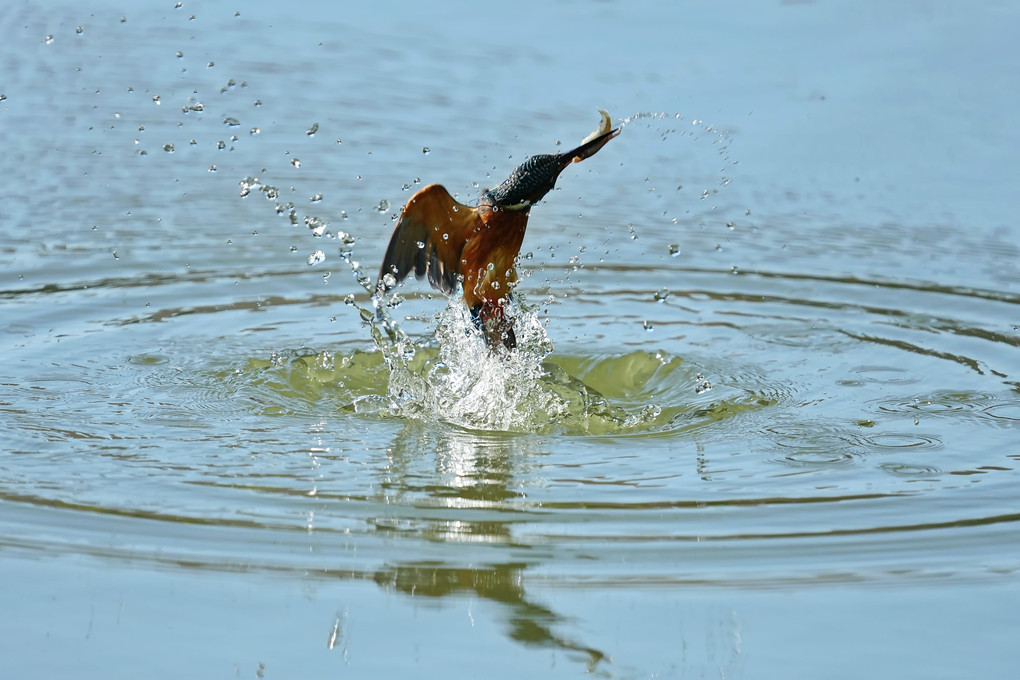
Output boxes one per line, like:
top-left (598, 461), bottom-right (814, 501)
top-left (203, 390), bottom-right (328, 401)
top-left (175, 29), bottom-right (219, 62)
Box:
top-left (376, 184), bottom-right (480, 296)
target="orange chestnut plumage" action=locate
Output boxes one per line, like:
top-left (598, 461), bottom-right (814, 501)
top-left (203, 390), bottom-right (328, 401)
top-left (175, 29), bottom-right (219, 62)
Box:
top-left (376, 112), bottom-right (620, 348)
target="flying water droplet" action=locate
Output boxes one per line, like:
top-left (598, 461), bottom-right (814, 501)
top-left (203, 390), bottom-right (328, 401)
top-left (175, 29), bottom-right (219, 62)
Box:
top-left (238, 177), bottom-right (259, 197)
top-left (668, 243), bottom-right (681, 257)
top-left (306, 123), bottom-right (319, 136)
top-left (305, 216), bottom-right (327, 236)
top-left (307, 250), bottom-right (326, 266)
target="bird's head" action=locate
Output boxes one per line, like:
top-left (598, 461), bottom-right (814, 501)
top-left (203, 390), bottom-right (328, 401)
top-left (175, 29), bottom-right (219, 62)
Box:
top-left (483, 125), bottom-right (620, 211)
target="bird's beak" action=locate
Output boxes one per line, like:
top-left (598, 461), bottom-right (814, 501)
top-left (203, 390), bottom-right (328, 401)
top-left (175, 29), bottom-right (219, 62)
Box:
top-left (564, 127), bottom-right (621, 167)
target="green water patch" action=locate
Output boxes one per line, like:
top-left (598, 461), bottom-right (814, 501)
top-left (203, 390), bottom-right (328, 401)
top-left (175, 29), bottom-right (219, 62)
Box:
top-left (235, 344), bottom-right (776, 437)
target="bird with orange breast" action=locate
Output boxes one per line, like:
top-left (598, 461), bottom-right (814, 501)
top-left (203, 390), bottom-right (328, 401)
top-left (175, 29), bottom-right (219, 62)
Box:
top-left (375, 111), bottom-right (620, 349)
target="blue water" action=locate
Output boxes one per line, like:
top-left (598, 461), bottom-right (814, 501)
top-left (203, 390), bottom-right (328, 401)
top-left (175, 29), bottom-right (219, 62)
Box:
top-left (2, 1), bottom-right (1018, 678)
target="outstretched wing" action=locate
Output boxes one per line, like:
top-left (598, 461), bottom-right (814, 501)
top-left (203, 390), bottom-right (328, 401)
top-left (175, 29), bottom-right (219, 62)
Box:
top-left (376, 184), bottom-right (480, 296)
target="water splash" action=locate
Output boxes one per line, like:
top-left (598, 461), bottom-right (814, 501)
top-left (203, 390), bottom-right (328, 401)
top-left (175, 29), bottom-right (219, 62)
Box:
top-left (365, 291), bottom-right (664, 433)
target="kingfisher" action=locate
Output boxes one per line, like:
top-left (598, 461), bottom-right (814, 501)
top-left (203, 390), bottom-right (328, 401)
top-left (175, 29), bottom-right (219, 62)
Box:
top-left (375, 111), bottom-right (620, 349)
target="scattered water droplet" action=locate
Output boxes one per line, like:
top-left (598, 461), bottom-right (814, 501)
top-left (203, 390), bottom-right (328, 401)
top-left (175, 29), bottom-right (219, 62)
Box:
top-left (305, 216), bottom-right (327, 237)
top-left (162, 143), bottom-right (174, 153)
top-left (695, 373), bottom-right (713, 394)
top-left (375, 199), bottom-right (389, 213)
top-left (307, 250), bottom-right (325, 266)
top-left (654, 288), bottom-right (670, 302)
top-left (668, 243), bottom-right (681, 257)
top-left (223, 116), bottom-right (240, 126)
top-left (306, 122), bottom-right (319, 136)
top-left (249, 127), bottom-right (260, 135)
top-left (76, 26), bottom-right (84, 34)
top-left (642, 320), bottom-right (654, 331)
top-left (310, 193), bottom-right (323, 203)
top-left (291, 158), bottom-right (301, 168)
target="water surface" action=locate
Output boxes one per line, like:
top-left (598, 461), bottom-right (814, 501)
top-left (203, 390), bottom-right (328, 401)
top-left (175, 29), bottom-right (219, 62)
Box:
top-left (2, 1), bottom-right (1018, 678)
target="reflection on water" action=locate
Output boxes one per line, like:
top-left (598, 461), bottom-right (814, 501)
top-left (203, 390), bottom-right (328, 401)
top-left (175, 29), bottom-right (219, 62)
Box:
top-left (375, 562), bottom-right (608, 671)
